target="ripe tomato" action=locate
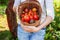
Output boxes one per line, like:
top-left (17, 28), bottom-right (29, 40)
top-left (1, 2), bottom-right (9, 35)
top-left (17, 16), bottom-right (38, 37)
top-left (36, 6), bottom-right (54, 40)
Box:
top-left (33, 14), bottom-right (39, 20)
top-left (21, 13), bottom-right (25, 17)
top-left (25, 13), bottom-right (28, 15)
top-left (32, 8), bottom-right (37, 12)
top-left (24, 15), bottom-right (30, 23)
top-left (29, 15), bottom-right (33, 19)
top-left (33, 12), bottom-right (37, 15)
top-left (29, 9), bottom-right (33, 15)
top-left (24, 8), bottom-right (29, 13)
top-left (21, 17), bottom-right (25, 22)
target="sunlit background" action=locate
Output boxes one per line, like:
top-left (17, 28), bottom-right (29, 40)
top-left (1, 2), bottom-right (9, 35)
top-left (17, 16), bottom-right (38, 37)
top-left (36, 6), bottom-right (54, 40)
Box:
top-left (0, 0), bottom-right (60, 40)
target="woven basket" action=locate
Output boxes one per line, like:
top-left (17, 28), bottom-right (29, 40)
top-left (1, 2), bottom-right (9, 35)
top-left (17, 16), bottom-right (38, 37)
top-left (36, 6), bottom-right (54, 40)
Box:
top-left (18, 0), bottom-right (42, 27)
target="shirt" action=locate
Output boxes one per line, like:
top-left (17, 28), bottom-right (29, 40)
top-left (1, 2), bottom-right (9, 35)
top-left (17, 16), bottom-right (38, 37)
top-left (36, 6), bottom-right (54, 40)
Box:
top-left (13, 0), bottom-right (55, 25)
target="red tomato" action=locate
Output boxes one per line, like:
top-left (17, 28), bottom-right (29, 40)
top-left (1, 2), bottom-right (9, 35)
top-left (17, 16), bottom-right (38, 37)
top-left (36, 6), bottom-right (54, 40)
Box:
top-left (25, 13), bottom-right (27, 15)
top-left (33, 12), bottom-right (37, 15)
top-left (29, 9), bottom-right (33, 15)
top-left (21, 18), bottom-right (25, 22)
top-left (24, 15), bottom-right (30, 23)
top-left (21, 13), bottom-right (25, 17)
top-left (33, 14), bottom-right (39, 20)
top-left (25, 8), bottom-right (29, 13)
top-left (29, 15), bottom-right (33, 19)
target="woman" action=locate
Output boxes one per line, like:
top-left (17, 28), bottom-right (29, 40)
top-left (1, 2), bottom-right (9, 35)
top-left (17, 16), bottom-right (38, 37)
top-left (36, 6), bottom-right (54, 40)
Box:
top-left (13, 0), bottom-right (55, 40)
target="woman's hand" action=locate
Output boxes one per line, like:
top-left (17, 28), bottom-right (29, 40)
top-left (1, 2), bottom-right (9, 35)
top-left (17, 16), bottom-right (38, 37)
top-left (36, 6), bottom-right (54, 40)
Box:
top-left (22, 26), bottom-right (35, 32)
top-left (22, 26), bottom-right (41, 32)
top-left (27, 26), bottom-right (41, 32)
top-left (20, 23), bottom-right (35, 32)
top-left (20, 23), bottom-right (41, 32)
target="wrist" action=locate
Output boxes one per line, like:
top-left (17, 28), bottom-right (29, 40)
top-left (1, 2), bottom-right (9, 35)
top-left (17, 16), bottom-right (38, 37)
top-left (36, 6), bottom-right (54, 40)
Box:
top-left (37, 25), bottom-right (44, 30)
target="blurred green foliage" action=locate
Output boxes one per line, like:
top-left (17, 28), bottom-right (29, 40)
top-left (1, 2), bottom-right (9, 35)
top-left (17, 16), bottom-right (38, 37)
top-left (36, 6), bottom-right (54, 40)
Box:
top-left (0, 0), bottom-right (8, 5)
top-left (0, 6), bottom-right (6, 15)
top-left (45, 0), bottom-right (60, 40)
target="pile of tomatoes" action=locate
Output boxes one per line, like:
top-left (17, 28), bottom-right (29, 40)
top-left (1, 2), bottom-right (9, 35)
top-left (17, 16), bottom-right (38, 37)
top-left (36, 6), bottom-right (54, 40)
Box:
top-left (20, 8), bottom-right (39, 23)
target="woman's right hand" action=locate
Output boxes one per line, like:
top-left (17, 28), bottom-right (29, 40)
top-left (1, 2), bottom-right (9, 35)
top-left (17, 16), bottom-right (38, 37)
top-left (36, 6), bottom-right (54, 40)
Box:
top-left (21, 24), bottom-right (34, 32)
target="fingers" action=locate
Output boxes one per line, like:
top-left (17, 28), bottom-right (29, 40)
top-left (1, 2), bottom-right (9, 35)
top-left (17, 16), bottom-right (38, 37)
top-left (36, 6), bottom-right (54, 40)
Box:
top-left (21, 26), bottom-right (33, 32)
top-left (21, 26), bottom-right (38, 32)
top-left (23, 27), bottom-right (33, 32)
